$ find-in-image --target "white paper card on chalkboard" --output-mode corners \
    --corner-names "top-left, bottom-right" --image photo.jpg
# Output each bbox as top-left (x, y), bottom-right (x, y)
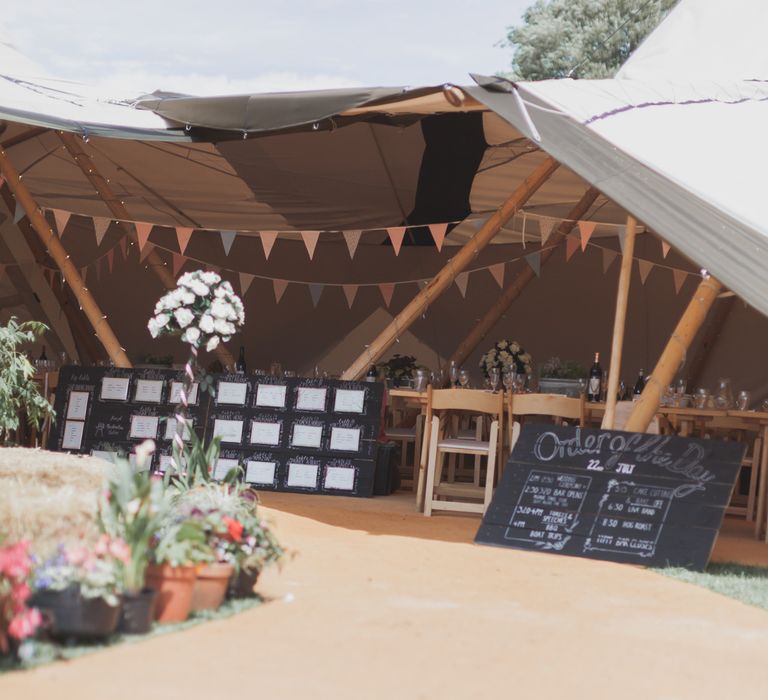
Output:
top-left (100, 377), bottom-right (130, 401)
top-left (291, 424), bottom-right (323, 448)
top-left (91, 450), bottom-right (118, 464)
top-left (296, 387), bottom-right (327, 411)
top-left (128, 453), bottom-right (151, 472)
top-left (287, 463), bottom-right (319, 488)
top-left (66, 391), bottom-right (89, 420)
top-left (213, 458), bottom-right (240, 480)
top-left (135, 379), bottom-right (164, 403)
top-left (246, 461), bottom-right (277, 485)
top-left (217, 382), bottom-right (248, 405)
top-left (250, 421), bottom-right (281, 445)
top-left (213, 419), bottom-right (244, 443)
top-left (330, 427), bottom-right (361, 452)
top-left (130, 415), bottom-right (159, 439)
top-left (334, 389), bottom-right (365, 414)
top-left (169, 381), bottom-right (199, 404)
top-left (157, 455), bottom-right (174, 473)
top-left (324, 466), bottom-right (355, 491)
top-left (61, 421), bottom-right (84, 449)
top-left (255, 384), bottom-right (287, 408)
top-left (164, 418), bottom-right (191, 441)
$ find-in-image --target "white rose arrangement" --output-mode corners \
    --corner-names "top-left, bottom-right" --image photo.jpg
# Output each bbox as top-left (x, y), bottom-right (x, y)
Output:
top-left (479, 339), bottom-right (532, 379)
top-left (148, 270), bottom-right (244, 352)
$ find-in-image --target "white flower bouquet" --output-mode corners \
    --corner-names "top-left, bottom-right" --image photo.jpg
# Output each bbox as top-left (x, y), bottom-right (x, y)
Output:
top-left (148, 270), bottom-right (244, 352)
top-left (479, 339), bottom-right (532, 379)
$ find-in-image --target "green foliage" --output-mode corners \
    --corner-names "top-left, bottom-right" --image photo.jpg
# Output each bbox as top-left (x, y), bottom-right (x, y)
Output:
top-left (0, 317), bottom-right (55, 444)
top-left (151, 518), bottom-right (213, 568)
top-left (503, 0), bottom-right (677, 80)
top-left (540, 357), bottom-right (586, 379)
top-left (166, 431), bottom-right (228, 490)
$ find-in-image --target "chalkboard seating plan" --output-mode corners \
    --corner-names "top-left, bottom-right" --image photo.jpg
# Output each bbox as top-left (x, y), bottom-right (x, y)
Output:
top-left (475, 424), bottom-right (745, 570)
top-left (50, 367), bottom-right (384, 498)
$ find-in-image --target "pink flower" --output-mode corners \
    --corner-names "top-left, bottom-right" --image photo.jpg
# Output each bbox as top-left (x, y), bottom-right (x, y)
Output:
top-left (0, 541), bottom-right (32, 580)
top-left (108, 538), bottom-right (131, 565)
top-left (66, 545), bottom-right (90, 566)
top-left (94, 534), bottom-right (110, 556)
top-left (8, 607), bottom-right (42, 641)
top-left (11, 582), bottom-right (31, 608)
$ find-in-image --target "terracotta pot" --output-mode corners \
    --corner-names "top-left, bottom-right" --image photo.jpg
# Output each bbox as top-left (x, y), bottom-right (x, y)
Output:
top-left (191, 563), bottom-right (234, 611)
top-left (227, 567), bottom-right (260, 599)
top-left (144, 564), bottom-right (197, 623)
top-left (118, 588), bottom-right (157, 634)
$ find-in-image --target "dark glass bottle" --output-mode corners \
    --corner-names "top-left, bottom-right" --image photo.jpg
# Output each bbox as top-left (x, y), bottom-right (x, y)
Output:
top-left (39, 345), bottom-right (48, 361)
top-left (587, 352), bottom-right (602, 403)
top-left (365, 365), bottom-right (377, 383)
top-left (236, 346), bottom-right (247, 375)
top-left (633, 369), bottom-right (646, 400)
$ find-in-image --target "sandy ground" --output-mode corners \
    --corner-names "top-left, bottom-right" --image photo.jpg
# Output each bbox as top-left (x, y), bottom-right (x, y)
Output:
top-left (2, 491), bottom-right (768, 699)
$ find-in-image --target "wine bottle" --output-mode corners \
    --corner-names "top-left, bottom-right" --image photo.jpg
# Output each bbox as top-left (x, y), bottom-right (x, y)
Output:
top-left (236, 346), bottom-right (247, 375)
top-left (39, 345), bottom-right (48, 361)
top-left (587, 352), bottom-right (602, 403)
top-left (365, 365), bottom-right (377, 383)
top-left (633, 369), bottom-right (645, 400)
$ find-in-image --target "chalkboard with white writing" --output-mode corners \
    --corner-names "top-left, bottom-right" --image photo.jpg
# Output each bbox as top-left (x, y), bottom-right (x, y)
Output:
top-left (475, 424), bottom-right (745, 570)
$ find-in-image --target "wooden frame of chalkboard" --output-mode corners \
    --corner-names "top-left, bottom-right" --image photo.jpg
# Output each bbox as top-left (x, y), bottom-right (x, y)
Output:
top-left (475, 424), bottom-right (745, 571)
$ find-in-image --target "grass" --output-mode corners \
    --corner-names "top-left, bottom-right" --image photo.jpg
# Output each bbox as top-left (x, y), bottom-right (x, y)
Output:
top-left (0, 596), bottom-right (262, 674)
top-left (660, 562), bottom-right (768, 611)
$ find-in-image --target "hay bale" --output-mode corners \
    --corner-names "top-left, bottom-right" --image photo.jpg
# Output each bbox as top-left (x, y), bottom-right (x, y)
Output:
top-left (0, 447), bottom-right (113, 555)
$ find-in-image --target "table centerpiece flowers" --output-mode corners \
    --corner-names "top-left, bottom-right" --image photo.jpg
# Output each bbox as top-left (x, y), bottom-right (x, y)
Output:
top-left (479, 340), bottom-right (532, 380)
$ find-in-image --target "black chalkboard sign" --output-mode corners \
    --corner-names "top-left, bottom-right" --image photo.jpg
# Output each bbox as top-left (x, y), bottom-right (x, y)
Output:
top-left (475, 424), bottom-right (745, 570)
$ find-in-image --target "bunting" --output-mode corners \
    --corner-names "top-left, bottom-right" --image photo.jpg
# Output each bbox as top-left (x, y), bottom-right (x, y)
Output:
top-left (93, 217), bottom-right (111, 245)
top-left (455, 272), bottom-right (469, 298)
top-left (638, 259), bottom-right (654, 285)
top-left (308, 283), bottom-right (324, 308)
top-left (565, 235), bottom-right (580, 261)
top-left (301, 231), bottom-right (321, 260)
top-left (343, 230), bottom-right (362, 259)
top-left (273, 279), bottom-right (288, 304)
top-left (379, 283), bottom-right (395, 308)
top-left (525, 251), bottom-right (541, 277)
top-left (175, 227), bottom-right (193, 254)
top-left (538, 217), bottom-right (558, 245)
top-left (489, 263), bottom-right (505, 288)
top-left (259, 231), bottom-right (278, 260)
top-left (673, 269), bottom-right (687, 295)
top-left (220, 230), bottom-right (237, 256)
top-left (342, 284), bottom-right (358, 308)
top-left (136, 222), bottom-right (154, 251)
top-left (578, 220), bottom-right (597, 251)
top-left (602, 248), bottom-right (618, 274)
top-left (661, 240), bottom-right (671, 258)
top-left (239, 272), bottom-right (255, 296)
top-left (53, 209), bottom-right (71, 237)
top-left (139, 243), bottom-right (155, 263)
top-left (429, 223), bottom-right (447, 252)
top-left (387, 227), bottom-right (406, 256)
top-left (172, 253), bottom-right (187, 277)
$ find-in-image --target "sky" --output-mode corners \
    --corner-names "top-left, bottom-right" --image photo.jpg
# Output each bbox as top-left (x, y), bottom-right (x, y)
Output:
top-left (1, 0), bottom-right (531, 98)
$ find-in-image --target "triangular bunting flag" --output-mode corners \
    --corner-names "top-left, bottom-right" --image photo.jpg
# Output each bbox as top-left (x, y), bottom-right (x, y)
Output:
top-left (220, 230), bottom-right (237, 256)
top-left (489, 263), bottom-right (505, 288)
top-left (93, 217), bottom-right (111, 245)
top-left (139, 242), bottom-right (155, 263)
top-left (136, 222), bottom-right (154, 251)
top-left (259, 231), bottom-right (278, 260)
top-left (428, 223), bottom-right (447, 252)
top-left (638, 259), bottom-right (654, 285)
top-left (602, 248), bottom-right (618, 274)
top-left (565, 235), bottom-right (580, 261)
top-left (387, 226), bottom-right (406, 256)
top-left (172, 253), bottom-right (187, 277)
top-left (53, 209), bottom-right (71, 237)
top-left (673, 269), bottom-right (687, 295)
top-left (616, 225), bottom-right (626, 254)
top-left (106, 249), bottom-right (114, 273)
top-left (273, 279), bottom-right (288, 304)
top-left (239, 272), bottom-right (255, 296)
top-left (343, 230), bottom-right (362, 259)
top-left (525, 251), bottom-right (541, 277)
top-left (379, 283), bottom-right (395, 308)
top-left (455, 272), bottom-right (469, 298)
top-left (661, 240), bottom-right (671, 258)
top-left (175, 227), bottom-right (193, 254)
top-left (342, 284), bottom-right (358, 309)
top-left (13, 200), bottom-right (25, 224)
top-left (301, 231), bottom-right (321, 260)
top-left (538, 217), bottom-right (558, 245)
top-left (578, 220), bottom-right (597, 251)
top-left (308, 283), bottom-right (324, 308)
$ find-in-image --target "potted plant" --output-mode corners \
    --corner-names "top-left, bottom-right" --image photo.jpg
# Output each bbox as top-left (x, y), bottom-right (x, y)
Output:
top-left (0, 540), bottom-right (42, 658)
top-left (30, 536), bottom-right (129, 640)
top-left (539, 357), bottom-right (586, 397)
top-left (479, 340), bottom-right (532, 381)
top-left (99, 442), bottom-right (169, 634)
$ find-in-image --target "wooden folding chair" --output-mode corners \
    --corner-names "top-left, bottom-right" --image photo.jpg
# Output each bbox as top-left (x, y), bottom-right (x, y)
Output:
top-left (422, 388), bottom-right (504, 517)
top-left (507, 393), bottom-right (585, 454)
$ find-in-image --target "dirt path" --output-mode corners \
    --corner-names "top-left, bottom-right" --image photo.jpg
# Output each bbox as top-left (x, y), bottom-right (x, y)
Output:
top-left (2, 492), bottom-right (767, 699)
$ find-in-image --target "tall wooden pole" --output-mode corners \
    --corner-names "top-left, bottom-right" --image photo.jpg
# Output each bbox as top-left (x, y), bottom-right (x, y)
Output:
top-left (684, 295), bottom-right (735, 389)
top-left (0, 146), bottom-right (131, 367)
top-left (447, 186), bottom-right (600, 369)
top-left (57, 131), bottom-right (236, 369)
top-left (625, 274), bottom-right (723, 433)
top-left (341, 156), bottom-right (560, 380)
top-left (603, 215), bottom-right (638, 429)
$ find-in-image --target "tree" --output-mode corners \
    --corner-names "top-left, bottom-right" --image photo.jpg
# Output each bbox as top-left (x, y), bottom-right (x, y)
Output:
top-left (503, 0), bottom-right (678, 80)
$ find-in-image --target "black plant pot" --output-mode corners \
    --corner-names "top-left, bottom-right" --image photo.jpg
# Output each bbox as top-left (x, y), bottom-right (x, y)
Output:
top-left (118, 589), bottom-right (157, 635)
top-left (31, 584), bottom-right (120, 640)
top-left (227, 568), bottom-right (260, 599)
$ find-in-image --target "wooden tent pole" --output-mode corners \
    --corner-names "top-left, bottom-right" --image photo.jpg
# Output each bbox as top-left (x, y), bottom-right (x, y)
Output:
top-left (684, 295), bottom-right (735, 389)
top-left (57, 131), bottom-right (236, 369)
top-left (603, 215), bottom-right (638, 429)
top-left (341, 156), bottom-right (561, 381)
top-left (447, 186), bottom-right (600, 369)
top-left (625, 274), bottom-right (723, 433)
top-left (0, 147), bottom-right (131, 367)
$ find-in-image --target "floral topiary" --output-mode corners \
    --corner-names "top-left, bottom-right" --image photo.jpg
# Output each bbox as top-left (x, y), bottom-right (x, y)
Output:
top-left (479, 340), bottom-right (532, 379)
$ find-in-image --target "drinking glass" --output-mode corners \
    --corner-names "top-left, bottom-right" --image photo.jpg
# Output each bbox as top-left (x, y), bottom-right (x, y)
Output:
top-left (737, 390), bottom-right (751, 411)
top-left (513, 374), bottom-right (527, 394)
top-left (694, 388), bottom-right (709, 410)
top-left (458, 369), bottom-right (470, 389)
top-left (503, 371), bottom-right (515, 393)
top-left (715, 378), bottom-right (734, 410)
top-left (489, 367), bottom-right (500, 393)
top-left (449, 360), bottom-right (459, 387)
